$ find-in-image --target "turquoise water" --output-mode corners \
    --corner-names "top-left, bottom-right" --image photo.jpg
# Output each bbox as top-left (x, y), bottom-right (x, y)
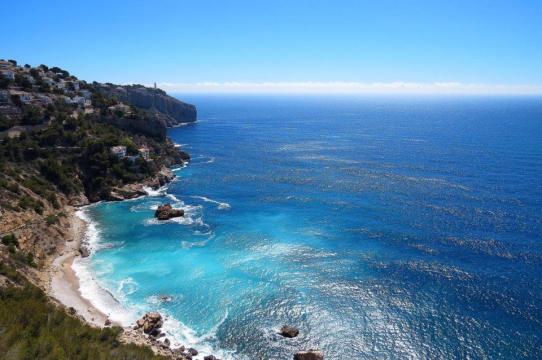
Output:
top-left (76, 96), bottom-right (542, 359)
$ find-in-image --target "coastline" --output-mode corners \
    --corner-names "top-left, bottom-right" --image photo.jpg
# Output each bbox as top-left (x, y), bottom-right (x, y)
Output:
top-left (43, 171), bottom-right (202, 359)
top-left (48, 211), bottom-right (109, 327)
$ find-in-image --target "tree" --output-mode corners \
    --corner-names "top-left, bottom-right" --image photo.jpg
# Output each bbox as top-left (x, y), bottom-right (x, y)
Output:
top-left (0, 74), bottom-right (11, 89)
top-left (0, 114), bottom-right (14, 131)
top-left (14, 74), bottom-right (32, 90)
top-left (21, 106), bottom-right (44, 125)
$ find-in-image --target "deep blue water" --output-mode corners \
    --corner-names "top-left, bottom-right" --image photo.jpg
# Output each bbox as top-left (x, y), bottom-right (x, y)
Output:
top-left (77, 96), bottom-right (542, 359)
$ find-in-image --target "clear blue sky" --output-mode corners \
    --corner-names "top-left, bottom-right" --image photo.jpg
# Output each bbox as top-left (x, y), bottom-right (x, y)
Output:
top-left (1, 0), bottom-right (541, 92)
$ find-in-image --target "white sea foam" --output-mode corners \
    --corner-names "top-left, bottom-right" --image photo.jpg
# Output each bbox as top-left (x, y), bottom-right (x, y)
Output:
top-left (192, 156), bottom-right (215, 165)
top-left (143, 204), bottom-right (204, 227)
top-left (117, 277), bottom-right (139, 297)
top-left (73, 201), bottom-right (231, 359)
top-left (143, 185), bottom-right (168, 197)
top-left (180, 239), bottom-right (211, 248)
top-left (191, 195), bottom-right (231, 210)
top-left (76, 208), bottom-right (102, 252)
top-left (160, 310), bottom-right (234, 359)
top-left (171, 164), bottom-right (187, 172)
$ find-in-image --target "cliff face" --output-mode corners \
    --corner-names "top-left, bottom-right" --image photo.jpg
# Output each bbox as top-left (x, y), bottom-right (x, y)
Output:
top-left (98, 85), bottom-right (197, 126)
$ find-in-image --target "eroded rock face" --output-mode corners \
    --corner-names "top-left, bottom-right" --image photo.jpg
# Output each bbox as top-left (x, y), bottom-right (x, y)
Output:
top-left (293, 350), bottom-right (324, 360)
top-left (279, 325), bottom-right (299, 338)
top-left (155, 204), bottom-right (184, 220)
top-left (134, 312), bottom-right (164, 334)
top-left (97, 85), bottom-right (197, 126)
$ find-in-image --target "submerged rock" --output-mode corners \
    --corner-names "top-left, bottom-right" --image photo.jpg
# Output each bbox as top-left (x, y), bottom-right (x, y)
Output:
top-left (104, 318), bottom-right (111, 326)
top-left (279, 325), bottom-right (299, 338)
top-left (188, 348), bottom-right (198, 356)
top-left (294, 350), bottom-right (323, 360)
top-left (159, 295), bottom-right (173, 302)
top-left (155, 203), bottom-right (184, 220)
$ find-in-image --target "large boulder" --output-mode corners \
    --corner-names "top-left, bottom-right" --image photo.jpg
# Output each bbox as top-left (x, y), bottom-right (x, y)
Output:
top-left (294, 350), bottom-right (324, 360)
top-left (155, 204), bottom-right (184, 220)
top-left (279, 325), bottom-right (299, 338)
top-left (134, 312), bottom-right (164, 334)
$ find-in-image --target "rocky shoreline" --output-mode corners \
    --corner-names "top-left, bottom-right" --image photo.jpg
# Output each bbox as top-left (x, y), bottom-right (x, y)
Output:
top-left (45, 166), bottom-right (323, 360)
top-left (42, 165), bottom-right (219, 360)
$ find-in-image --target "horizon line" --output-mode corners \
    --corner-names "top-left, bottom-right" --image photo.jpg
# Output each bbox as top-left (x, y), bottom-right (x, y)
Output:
top-left (142, 81), bottom-right (542, 95)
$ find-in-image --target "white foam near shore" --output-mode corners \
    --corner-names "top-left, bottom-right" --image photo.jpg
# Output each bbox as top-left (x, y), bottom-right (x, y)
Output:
top-left (142, 185), bottom-right (167, 197)
top-left (71, 182), bottom-right (234, 359)
top-left (73, 209), bottom-right (139, 326)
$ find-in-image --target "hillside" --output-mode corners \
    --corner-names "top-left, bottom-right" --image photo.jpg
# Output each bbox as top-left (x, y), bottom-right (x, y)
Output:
top-left (0, 59), bottom-right (195, 360)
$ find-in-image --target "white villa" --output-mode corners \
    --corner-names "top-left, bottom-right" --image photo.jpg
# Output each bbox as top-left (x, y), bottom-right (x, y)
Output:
top-left (111, 146), bottom-right (127, 158)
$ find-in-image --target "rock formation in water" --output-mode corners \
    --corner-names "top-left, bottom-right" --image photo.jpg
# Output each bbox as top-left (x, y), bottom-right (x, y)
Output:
top-left (155, 204), bottom-right (184, 220)
top-left (279, 325), bottom-right (300, 338)
top-left (134, 312), bottom-right (164, 335)
top-left (294, 350), bottom-right (324, 360)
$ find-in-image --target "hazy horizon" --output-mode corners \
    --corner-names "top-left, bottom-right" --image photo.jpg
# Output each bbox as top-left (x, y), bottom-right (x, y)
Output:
top-left (2, 0), bottom-right (542, 95)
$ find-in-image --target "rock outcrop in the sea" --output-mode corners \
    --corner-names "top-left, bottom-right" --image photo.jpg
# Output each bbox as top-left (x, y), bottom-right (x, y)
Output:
top-left (279, 325), bottom-right (299, 338)
top-left (108, 167), bottom-right (176, 201)
top-left (204, 356), bottom-right (221, 360)
top-left (97, 84), bottom-right (197, 126)
top-left (134, 312), bottom-right (164, 335)
top-left (294, 350), bottom-right (324, 360)
top-left (155, 204), bottom-right (184, 220)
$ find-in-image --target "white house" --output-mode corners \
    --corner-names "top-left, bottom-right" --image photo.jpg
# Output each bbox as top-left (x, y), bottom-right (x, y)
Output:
top-left (79, 89), bottom-right (92, 99)
top-left (10, 90), bottom-right (33, 104)
top-left (138, 147), bottom-right (150, 160)
top-left (72, 96), bottom-right (86, 106)
top-left (111, 146), bottom-right (127, 158)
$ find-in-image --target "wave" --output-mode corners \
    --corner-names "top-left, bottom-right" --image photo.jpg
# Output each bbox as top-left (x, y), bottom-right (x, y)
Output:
top-left (76, 208), bottom-right (104, 253)
top-left (180, 239), bottom-right (211, 248)
top-left (191, 195), bottom-right (231, 210)
top-left (191, 155), bottom-right (215, 165)
top-left (142, 185), bottom-right (168, 197)
top-left (117, 277), bottom-right (139, 297)
top-left (171, 164), bottom-right (187, 172)
top-left (160, 310), bottom-right (233, 359)
top-left (74, 206), bottom-right (231, 359)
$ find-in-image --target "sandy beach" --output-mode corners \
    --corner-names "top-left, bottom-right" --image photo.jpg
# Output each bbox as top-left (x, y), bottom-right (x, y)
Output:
top-left (44, 210), bottom-right (181, 358)
top-left (47, 211), bottom-right (108, 327)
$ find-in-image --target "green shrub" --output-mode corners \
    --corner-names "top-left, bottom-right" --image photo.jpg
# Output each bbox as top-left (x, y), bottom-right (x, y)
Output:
top-left (0, 281), bottom-right (165, 359)
top-left (46, 214), bottom-right (59, 225)
top-left (2, 233), bottom-right (18, 247)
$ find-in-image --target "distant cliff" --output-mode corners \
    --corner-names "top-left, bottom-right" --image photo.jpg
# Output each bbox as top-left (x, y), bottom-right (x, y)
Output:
top-left (96, 84), bottom-right (197, 126)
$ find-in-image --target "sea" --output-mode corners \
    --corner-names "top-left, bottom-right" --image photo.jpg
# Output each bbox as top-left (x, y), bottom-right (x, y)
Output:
top-left (73, 95), bottom-right (542, 359)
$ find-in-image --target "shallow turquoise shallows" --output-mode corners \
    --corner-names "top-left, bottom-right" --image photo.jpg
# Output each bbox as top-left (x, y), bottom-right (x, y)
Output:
top-left (75, 96), bottom-right (542, 359)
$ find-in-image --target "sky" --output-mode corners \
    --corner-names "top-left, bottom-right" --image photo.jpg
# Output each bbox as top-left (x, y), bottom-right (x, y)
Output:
top-left (1, 0), bottom-right (542, 94)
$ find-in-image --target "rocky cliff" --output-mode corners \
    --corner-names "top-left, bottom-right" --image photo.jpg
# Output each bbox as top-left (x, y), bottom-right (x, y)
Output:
top-left (97, 84), bottom-right (197, 126)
